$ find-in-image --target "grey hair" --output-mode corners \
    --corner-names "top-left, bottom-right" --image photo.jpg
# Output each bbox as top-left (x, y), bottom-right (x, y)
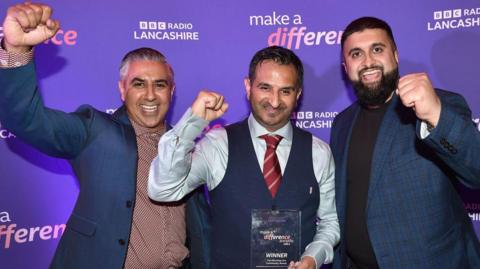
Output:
top-left (119, 47), bottom-right (174, 81)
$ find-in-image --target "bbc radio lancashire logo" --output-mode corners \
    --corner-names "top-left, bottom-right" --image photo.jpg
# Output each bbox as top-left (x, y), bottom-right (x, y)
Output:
top-left (0, 122), bottom-right (16, 139)
top-left (0, 26), bottom-right (77, 45)
top-left (465, 203), bottom-right (480, 223)
top-left (0, 211), bottom-right (65, 249)
top-left (427, 7), bottom-right (480, 31)
top-left (249, 11), bottom-right (343, 50)
top-left (133, 21), bottom-right (199, 41)
top-left (292, 111), bottom-right (338, 129)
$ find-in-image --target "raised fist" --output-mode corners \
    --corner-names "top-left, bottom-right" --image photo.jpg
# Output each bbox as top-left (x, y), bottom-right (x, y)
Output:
top-left (2, 3), bottom-right (60, 52)
top-left (396, 72), bottom-right (441, 127)
top-left (191, 90), bottom-right (229, 122)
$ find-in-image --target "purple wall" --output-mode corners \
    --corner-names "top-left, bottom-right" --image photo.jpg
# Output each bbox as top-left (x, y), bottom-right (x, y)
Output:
top-left (1, 0), bottom-right (479, 268)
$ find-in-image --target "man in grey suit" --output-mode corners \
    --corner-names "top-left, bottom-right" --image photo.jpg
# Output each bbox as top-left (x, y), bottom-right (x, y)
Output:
top-left (330, 16), bottom-right (480, 269)
top-left (0, 2), bottom-right (209, 268)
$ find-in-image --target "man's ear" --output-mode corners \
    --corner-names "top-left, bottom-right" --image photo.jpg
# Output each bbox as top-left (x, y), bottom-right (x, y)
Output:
top-left (170, 85), bottom-right (176, 101)
top-left (296, 88), bottom-right (302, 101)
top-left (118, 80), bottom-right (126, 102)
top-left (244, 78), bottom-right (252, 100)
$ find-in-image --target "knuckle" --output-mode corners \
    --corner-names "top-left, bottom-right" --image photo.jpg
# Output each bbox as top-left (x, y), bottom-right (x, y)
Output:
top-left (30, 5), bottom-right (41, 13)
top-left (15, 9), bottom-right (27, 18)
top-left (25, 9), bottom-right (34, 16)
top-left (42, 5), bottom-right (52, 13)
top-left (7, 6), bottom-right (17, 13)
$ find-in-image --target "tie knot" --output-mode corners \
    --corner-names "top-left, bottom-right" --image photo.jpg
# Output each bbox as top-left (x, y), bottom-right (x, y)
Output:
top-left (260, 134), bottom-right (283, 149)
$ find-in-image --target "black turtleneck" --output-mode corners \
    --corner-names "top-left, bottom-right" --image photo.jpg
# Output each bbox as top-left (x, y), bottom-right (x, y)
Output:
top-left (345, 102), bottom-right (389, 269)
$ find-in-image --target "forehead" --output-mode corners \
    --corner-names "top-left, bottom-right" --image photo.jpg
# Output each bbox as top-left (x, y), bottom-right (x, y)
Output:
top-left (124, 60), bottom-right (171, 80)
top-left (253, 60), bottom-right (297, 84)
top-left (342, 28), bottom-right (393, 54)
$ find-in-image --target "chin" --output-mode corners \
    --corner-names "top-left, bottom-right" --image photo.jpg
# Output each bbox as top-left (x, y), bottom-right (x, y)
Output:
top-left (139, 119), bottom-right (160, 128)
top-left (265, 120), bottom-right (287, 129)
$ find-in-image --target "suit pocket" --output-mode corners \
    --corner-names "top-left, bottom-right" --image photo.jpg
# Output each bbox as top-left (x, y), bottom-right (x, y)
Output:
top-left (67, 213), bottom-right (97, 237)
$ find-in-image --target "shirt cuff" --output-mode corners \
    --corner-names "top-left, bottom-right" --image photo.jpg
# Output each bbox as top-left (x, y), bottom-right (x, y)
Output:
top-left (419, 121), bottom-right (433, 139)
top-left (0, 39), bottom-right (33, 68)
top-left (173, 107), bottom-right (210, 141)
top-left (301, 242), bottom-right (329, 268)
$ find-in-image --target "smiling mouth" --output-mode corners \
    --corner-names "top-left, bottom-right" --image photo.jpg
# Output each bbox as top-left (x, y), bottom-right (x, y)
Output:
top-left (360, 68), bottom-right (382, 83)
top-left (140, 105), bottom-right (158, 112)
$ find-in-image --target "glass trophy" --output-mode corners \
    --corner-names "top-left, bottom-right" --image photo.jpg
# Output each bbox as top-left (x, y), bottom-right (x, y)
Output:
top-left (250, 209), bottom-right (301, 268)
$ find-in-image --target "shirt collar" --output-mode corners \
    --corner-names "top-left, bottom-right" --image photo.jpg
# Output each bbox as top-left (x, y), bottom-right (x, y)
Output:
top-left (247, 113), bottom-right (293, 142)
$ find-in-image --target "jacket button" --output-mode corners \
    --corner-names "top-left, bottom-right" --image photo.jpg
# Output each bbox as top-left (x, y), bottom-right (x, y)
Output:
top-left (118, 239), bottom-right (126, 246)
top-left (126, 200), bottom-right (132, 208)
top-left (440, 138), bottom-right (447, 144)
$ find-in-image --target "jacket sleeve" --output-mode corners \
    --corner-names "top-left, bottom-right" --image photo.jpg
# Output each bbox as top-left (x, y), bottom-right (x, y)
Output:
top-left (418, 90), bottom-right (480, 189)
top-left (0, 62), bottom-right (90, 159)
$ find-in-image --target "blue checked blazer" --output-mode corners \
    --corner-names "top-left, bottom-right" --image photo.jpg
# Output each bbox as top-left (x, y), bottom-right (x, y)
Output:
top-left (0, 62), bottom-right (211, 269)
top-left (330, 90), bottom-right (480, 269)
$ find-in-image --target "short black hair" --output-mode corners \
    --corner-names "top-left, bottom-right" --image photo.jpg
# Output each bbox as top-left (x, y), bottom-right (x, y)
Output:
top-left (341, 17), bottom-right (397, 51)
top-left (248, 46), bottom-right (303, 89)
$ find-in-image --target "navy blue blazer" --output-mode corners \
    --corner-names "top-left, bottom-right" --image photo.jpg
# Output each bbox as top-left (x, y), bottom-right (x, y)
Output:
top-left (330, 90), bottom-right (480, 269)
top-left (0, 62), bottom-right (210, 269)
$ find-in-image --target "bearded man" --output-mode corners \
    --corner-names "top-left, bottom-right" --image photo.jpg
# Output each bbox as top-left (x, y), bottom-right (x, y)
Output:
top-left (330, 16), bottom-right (480, 269)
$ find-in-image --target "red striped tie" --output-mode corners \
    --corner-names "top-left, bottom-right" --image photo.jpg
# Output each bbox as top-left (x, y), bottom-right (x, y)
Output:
top-left (260, 134), bottom-right (283, 198)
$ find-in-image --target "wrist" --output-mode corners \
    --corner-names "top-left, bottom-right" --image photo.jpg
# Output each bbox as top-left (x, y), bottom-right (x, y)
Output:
top-left (425, 111), bottom-right (440, 129)
top-left (0, 38), bottom-right (34, 68)
top-left (300, 256), bottom-right (317, 269)
top-left (2, 38), bottom-right (32, 53)
top-left (425, 121), bottom-right (435, 132)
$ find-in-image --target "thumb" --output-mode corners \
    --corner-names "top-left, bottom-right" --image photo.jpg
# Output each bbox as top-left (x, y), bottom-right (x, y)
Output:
top-left (204, 94), bottom-right (220, 109)
top-left (220, 101), bottom-right (229, 113)
top-left (45, 19), bottom-right (61, 37)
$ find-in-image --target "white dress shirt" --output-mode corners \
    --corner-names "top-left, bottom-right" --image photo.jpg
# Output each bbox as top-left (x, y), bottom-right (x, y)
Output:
top-left (148, 108), bottom-right (340, 267)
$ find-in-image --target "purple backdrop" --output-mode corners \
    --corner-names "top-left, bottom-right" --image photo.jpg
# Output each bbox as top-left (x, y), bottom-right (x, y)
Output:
top-left (1, 0), bottom-right (479, 268)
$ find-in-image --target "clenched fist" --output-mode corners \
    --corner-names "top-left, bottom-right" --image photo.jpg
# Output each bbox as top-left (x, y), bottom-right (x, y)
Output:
top-left (2, 2), bottom-right (60, 52)
top-left (191, 90), bottom-right (228, 122)
top-left (396, 72), bottom-right (441, 127)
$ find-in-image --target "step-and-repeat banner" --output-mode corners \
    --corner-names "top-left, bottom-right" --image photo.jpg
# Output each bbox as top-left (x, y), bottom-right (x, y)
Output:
top-left (1, 0), bottom-right (479, 268)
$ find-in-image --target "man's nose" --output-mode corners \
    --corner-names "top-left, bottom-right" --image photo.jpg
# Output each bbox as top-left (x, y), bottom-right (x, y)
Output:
top-left (269, 90), bottom-right (280, 108)
top-left (145, 84), bottom-right (156, 101)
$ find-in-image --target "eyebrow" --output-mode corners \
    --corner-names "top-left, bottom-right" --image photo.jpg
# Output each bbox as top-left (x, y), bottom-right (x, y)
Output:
top-left (130, 77), bottom-right (170, 85)
top-left (371, 42), bottom-right (387, 49)
top-left (347, 42), bottom-right (387, 56)
top-left (256, 82), bottom-right (297, 91)
top-left (280, 86), bottom-right (296, 91)
top-left (347, 47), bottom-right (361, 57)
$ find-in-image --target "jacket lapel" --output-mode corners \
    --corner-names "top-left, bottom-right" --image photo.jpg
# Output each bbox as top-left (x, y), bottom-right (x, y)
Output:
top-left (112, 106), bottom-right (138, 197)
top-left (335, 104), bottom-right (360, 222)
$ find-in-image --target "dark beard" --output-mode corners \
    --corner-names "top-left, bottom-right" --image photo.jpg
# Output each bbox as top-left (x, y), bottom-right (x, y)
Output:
top-left (351, 67), bottom-right (399, 107)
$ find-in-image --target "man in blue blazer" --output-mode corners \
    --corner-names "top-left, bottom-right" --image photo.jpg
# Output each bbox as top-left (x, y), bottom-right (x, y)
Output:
top-left (0, 3), bottom-right (209, 269)
top-left (330, 17), bottom-right (480, 269)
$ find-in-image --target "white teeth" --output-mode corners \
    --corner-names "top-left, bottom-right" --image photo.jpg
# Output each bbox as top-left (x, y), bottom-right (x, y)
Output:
top-left (362, 69), bottom-right (380, 76)
top-left (141, 105), bottom-right (158, 111)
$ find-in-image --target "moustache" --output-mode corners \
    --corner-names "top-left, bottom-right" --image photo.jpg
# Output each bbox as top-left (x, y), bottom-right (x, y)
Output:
top-left (261, 101), bottom-right (286, 111)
